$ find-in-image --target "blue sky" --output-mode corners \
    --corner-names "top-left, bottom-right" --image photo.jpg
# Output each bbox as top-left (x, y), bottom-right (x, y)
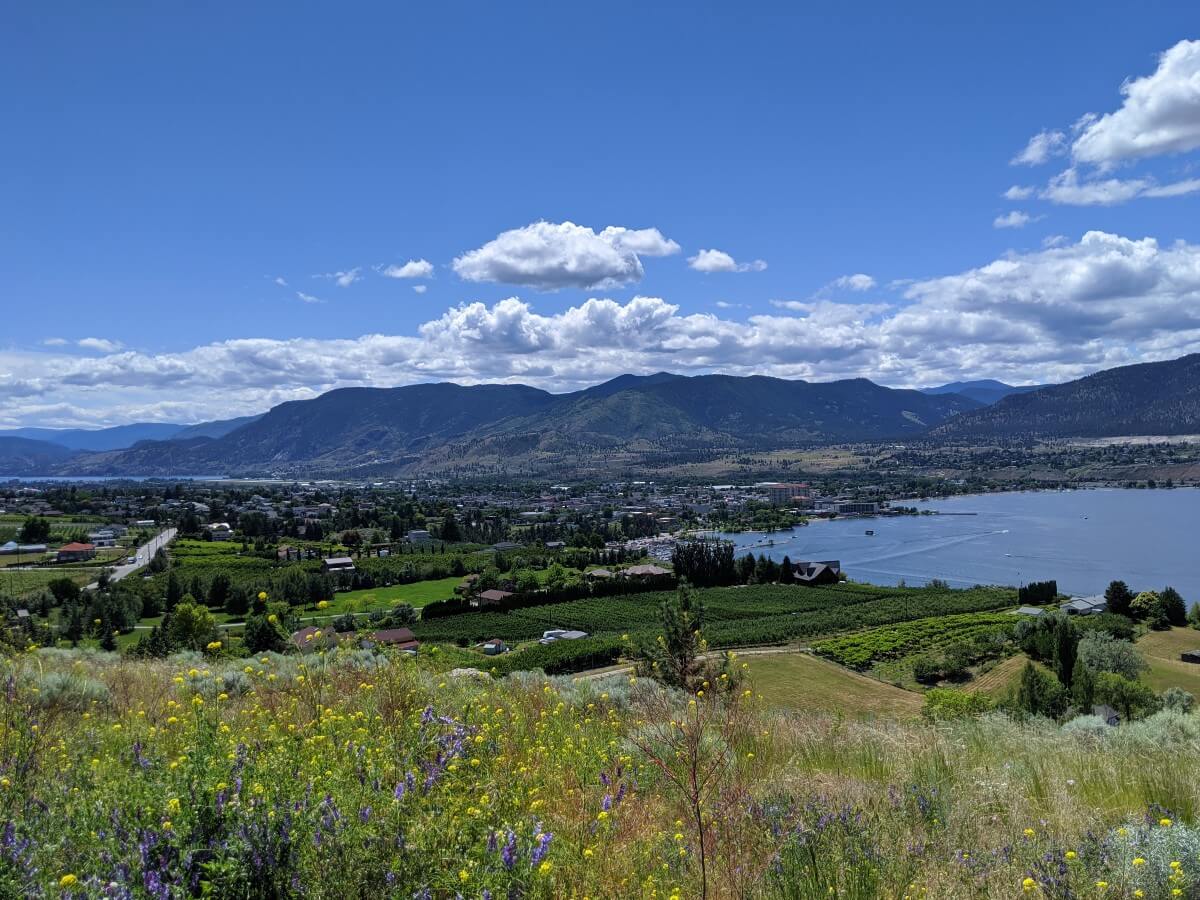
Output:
top-left (3, 3), bottom-right (1200, 426)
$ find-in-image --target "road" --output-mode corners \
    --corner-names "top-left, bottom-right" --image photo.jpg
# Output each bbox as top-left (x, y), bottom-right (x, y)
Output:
top-left (574, 645), bottom-right (809, 680)
top-left (86, 527), bottom-right (177, 589)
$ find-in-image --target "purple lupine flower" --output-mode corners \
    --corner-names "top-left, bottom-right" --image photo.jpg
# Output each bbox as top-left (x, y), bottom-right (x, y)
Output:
top-left (500, 830), bottom-right (518, 869)
top-left (531, 830), bottom-right (553, 866)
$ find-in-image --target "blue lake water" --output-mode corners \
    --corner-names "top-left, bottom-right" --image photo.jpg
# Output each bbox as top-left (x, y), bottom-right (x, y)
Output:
top-left (722, 489), bottom-right (1200, 599)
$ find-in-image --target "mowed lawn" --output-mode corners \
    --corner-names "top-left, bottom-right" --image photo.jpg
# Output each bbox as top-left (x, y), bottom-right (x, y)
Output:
top-left (1137, 627), bottom-right (1200, 695)
top-left (330, 576), bottom-right (462, 611)
top-left (746, 652), bottom-right (923, 718)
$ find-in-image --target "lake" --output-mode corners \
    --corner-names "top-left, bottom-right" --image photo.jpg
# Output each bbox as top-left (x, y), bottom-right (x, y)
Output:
top-left (721, 488), bottom-right (1200, 599)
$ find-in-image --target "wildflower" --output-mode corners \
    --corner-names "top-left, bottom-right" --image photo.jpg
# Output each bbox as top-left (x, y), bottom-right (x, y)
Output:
top-left (1170, 861), bottom-right (1182, 870)
top-left (1065, 850), bottom-right (1077, 860)
top-left (1095, 882), bottom-right (1107, 891)
top-left (1022, 877), bottom-right (1036, 893)
top-left (267, 614), bottom-right (278, 624)
top-left (1023, 828), bottom-right (1035, 838)
top-left (538, 861), bottom-right (552, 875)
top-left (1161, 818), bottom-right (1174, 827)
top-left (1133, 857), bottom-right (1146, 866)
top-left (60, 875), bottom-right (78, 887)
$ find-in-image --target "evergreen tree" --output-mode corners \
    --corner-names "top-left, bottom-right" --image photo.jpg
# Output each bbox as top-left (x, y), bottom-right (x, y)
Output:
top-left (1104, 580), bottom-right (1134, 617)
top-left (1159, 586), bottom-right (1187, 627)
top-left (779, 556), bottom-right (794, 584)
top-left (1014, 662), bottom-right (1067, 720)
top-left (165, 572), bottom-right (183, 610)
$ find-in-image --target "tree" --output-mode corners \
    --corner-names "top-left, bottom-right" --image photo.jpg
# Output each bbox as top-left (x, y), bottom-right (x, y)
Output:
top-left (165, 571), bottom-right (183, 611)
top-left (1093, 672), bottom-right (1159, 721)
top-left (1159, 587), bottom-right (1187, 627)
top-left (1013, 662), bottom-right (1067, 720)
top-left (242, 613), bottom-right (287, 654)
top-left (1076, 632), bottom-right (1147, 681)
top-left (440, 512), bottom-right (461, 543)
top-left (635, 583), bottom-right (738, 695)
top-left (1188, 602), bottom-right (1200, 631)
top-left (167, 599), bottom-right (217, 651)
top-left (207, 572), bottom-right (232, 611)
top-left (1105, 580), bottom-right (1134, 617)
top-left (19, 517), bottom-right (51, 544)
top-left (1071, 657), bottom-right (1095, 710)
top-left (922, 688), bottom-right (992, 721)
top-left (1130, 590), bottom-right (1160, 621)
top-left (46, 577), bottom-right (81, 606)
top-left (224, 585), bottom-right (252, 617)
top-left (779, 556), bottom-right (794, 584)
top-left (148, 547), bottom-right (169, 574)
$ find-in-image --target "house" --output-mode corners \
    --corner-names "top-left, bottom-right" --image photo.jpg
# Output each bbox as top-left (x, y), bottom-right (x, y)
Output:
top-left (368, 627), bottom-right (420, 652)
top-left (406, 530), bottom-right (433, 543)
top-left (291, 626), bottom-right (341, 652)
top-left (473, 588), bottom-right (513, 608)
top-left (793, 560), bottom-right (841, 585)
top-left (544, 540), bottom-right (566, 550)
top-left (88, 531), bottom-right (117, 548)
top-left (0, 541), bottom-right (17, 555)
top-left (322, 557), bottom-right (356, 574)
top-left (539, 629), bottom-right (588, 645)
top-left (56, 542), bottom-right (96, 562)
top-left (1015, 606), bottom-right (1045, 617)
top-left (586, 568), bottom-right (614, 580)
top-left (1180, 650), bottom-right (1200, 665)
top-left (1061, 595), bottom-right (1107, 616)
top-left (622, 564), bottom-right (671, 578)
top-left (134, 519), bottom-right (156, 527)
top-left (206, 522), bottom-right (233, 541)
top-left (479, 638), bottom-right (509, 656)
top-left (491, 541), bottom-right (522, 552)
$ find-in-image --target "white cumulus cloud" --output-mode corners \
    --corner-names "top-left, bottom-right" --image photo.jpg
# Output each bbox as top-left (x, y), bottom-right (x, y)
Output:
top-left (10, 233), bottom-right (1200, 426)
top-left (1012, 129), bottom-right (1067, 166)
top-left (381, 259), bottom-right (434, 279)
top-left (452, 221), bottom-right (680, 290)
top-left (1072, 39), bottom-right (1200, 167)
top-left (993, 211), bottom-right (1033, 229)
top-left (77, 337), bottom-right (122, 353)
top-left (687, 249), bottom-right (768, 273)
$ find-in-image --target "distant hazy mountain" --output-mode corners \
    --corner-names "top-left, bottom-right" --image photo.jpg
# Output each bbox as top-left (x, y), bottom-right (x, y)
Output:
top-left (929, 354), bottom-right (1200, 440)
top-left (52, 374), bottom-right (980, 477)
top-left (921, 379), bottom-right (1049, 406)
top-left (170, 414), bottom-right (263, 441)
top-left (0, 422), bottom-right (186, 451)
top-left (0, 414), bottom-right (264, 454)
top-left (0, 436), bottom-right (80, 475)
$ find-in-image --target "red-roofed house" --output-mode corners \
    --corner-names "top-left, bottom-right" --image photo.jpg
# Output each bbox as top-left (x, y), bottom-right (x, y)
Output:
top-left (56, 542), bottom-right (96, 562)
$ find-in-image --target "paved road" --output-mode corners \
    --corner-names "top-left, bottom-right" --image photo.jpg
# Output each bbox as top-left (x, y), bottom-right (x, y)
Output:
top-left (85, 527), bottom-right (177, 589)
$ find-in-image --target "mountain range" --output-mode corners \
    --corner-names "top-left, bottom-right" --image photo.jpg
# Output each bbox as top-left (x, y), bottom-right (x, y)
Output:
top-left (929, 353), bottom-right (1200, 440)
top-left (13, 374), bottom-right (980, 478)
top-left (921, 379), bottom-right (1049, 406)
top-left (3, 355), bottom-right (1198, 478)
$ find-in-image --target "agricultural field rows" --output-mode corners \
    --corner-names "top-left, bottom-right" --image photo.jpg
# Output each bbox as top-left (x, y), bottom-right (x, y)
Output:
top-left (812, 612), bottom-right (1018, 670)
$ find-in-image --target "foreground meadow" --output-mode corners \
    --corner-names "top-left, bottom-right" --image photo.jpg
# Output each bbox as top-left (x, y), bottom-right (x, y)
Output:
top-left (3, 646), bottom-right (1200, 898)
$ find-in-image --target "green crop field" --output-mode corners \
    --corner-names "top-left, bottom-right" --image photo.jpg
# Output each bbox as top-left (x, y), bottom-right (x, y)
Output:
top-left (745, 652), bottom-right (923, 717)
top-left (811, 612), bottom-right (1018, 670)
top-left (412, 583), bottom-right (1018, 648)
top-left (328, 576), bottom-right (463, 611)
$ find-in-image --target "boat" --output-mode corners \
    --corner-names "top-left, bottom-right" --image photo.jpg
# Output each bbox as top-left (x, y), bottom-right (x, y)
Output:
top-left (865, 529), bottom-right (875, 536)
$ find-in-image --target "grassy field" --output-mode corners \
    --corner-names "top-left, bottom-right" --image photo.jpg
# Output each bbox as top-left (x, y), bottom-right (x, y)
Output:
top-left (330, 575), bottom-right (462, 611)
top-left (964, 653), bottom-right (1030, 698)
top-left (0, 567), bottom-right (95, 597)
top-left (745, 651), bottom-right (923, 717)
top-left (11, 648), bottom-right (1200, 897)
top-left (1137, 627), bottom-right (1200, 695)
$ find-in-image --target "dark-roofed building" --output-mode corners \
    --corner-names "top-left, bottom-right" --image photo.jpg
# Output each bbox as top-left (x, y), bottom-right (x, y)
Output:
top-left (794, 560), bottom-right (841, 585)
top-left (473, 588), bottom-right (513, 608)
top-left (291, 626), bottom-right (341, 652)
top-left (322, 556), bottom-right (356, 574)
top-left (1181, 650), bottom-right (1200, 665)
top-left (368, 627), bottom-right (420, 652)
